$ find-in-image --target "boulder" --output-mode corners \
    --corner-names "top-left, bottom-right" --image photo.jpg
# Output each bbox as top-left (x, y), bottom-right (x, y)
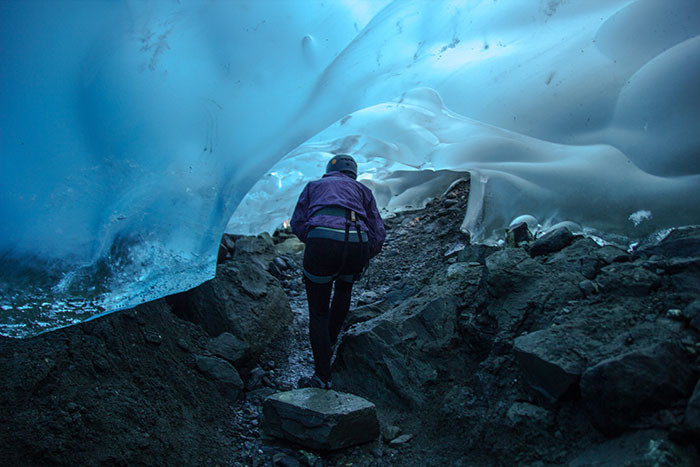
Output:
top-left (234, 234), bottom-right (276, 261)
top-left (194, 355), bottom-right (244, 400)
top-left (513, 327), bottom-right (587, 401)
top-left (335, 297), bottom-right (462, 406)
top-left (580, 341), bottom-right (699, 436)
top-left (262, 389), bottom-right (380, 450)
top-left (685, 379), bottom-right (700, 433)
top-left (529, 227), bottom-right (574, 257)
top-left (569, 430), bottom-right (699, 467)
top-left (170, 259), bottom-right (292, 367)
top-left (640, 226), bottom-right (700, 258)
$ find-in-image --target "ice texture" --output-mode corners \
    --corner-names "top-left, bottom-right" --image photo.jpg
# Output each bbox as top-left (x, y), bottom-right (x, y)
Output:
top-left (2, 0), bottom-right (699, 337)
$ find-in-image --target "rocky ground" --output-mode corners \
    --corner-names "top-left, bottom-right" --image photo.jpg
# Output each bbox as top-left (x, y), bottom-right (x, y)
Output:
top-left (1, 176), bottom-right (700, 466)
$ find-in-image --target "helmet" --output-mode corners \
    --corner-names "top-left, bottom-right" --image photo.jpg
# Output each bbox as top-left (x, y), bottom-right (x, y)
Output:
top-left (326, 154), bottom-right (357, 179)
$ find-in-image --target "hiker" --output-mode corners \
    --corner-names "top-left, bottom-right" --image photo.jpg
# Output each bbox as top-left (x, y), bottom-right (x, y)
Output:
top-left (290, 154), bottom-right (386, 389)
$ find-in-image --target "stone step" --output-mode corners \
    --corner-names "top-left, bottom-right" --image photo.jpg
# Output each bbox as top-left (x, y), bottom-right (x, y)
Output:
top-left (262, 388), bottom-right (380, 450)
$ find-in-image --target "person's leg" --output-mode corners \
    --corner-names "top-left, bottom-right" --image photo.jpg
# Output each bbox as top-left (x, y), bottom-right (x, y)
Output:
top-left (328, 279), bottom-right (353, 347)
top-left (305, 277), bottom-right (334, 383)
top-left (327, 241), bottom-right (367, 346)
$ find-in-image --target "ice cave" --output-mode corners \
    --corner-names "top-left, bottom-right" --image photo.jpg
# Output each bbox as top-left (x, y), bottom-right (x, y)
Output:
top-left (1, 0), bottom-right (699, 337)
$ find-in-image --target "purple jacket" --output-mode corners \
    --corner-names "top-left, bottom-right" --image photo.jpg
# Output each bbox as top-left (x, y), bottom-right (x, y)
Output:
top-left (291, 172), bottom-right (386, 258)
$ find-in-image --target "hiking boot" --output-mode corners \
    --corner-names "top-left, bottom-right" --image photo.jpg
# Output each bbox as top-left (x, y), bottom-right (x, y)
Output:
top-left (297, 374), bottom-right (332, 390)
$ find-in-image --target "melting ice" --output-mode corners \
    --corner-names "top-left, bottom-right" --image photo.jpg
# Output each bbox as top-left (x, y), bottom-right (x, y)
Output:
top-left (1, 0), bottom-right (699, 337)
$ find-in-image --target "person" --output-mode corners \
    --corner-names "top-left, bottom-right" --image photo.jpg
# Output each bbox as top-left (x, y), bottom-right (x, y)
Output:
top-left (290, 154), bottom-right (386, 389)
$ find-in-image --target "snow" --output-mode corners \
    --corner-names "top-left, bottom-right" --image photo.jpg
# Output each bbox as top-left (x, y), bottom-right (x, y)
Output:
top-left (1, 0), bottom-right (699, 337)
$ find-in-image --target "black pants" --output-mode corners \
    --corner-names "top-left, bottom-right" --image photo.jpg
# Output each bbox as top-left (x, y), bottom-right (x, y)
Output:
top-left (303, 237), bottom-right (369, 382)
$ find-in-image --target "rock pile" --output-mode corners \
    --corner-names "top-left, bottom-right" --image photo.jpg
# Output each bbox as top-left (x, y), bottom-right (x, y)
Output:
top-left (333, 220), bottom-right (700, 464)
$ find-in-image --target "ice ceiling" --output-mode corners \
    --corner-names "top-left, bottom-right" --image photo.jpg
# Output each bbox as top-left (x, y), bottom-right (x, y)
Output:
top-left (1, 0), bottom-right (699, 337)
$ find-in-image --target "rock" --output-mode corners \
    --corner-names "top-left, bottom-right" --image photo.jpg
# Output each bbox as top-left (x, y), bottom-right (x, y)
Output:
top-left (682, 300), bottom-right (700, 331)
top-left (595, 245), bottom-right (630, 264)
top-left (505, 402), bottom-right (554, 429)
top-left (335, 297), bottom-right (461, 406)
top-left (580, 257), bottom-right (602, 279)
top-left (217, 243), bottom-right (230, 264)
top-left (665, 258), bottom-right (700, 294)
top-left (221, 234), bottom-right (237, 255)
top-left (234, 234), bottom-right (275, 259)
top-left (529, 227), bottom-right (574, 257)
top-left (667, 308), bottom-right (683, 319)
top-left (276, 237), bottom-right (305, 255)
top-left (345, 301), bottom-right (387, 327)
top-left (207, 332), bottom-right (250, 367)
top-left (247, 387), bottom-right (277, 405)
top-left (580, 341), bottom-right (699, 436)
top-left (446, 262), bottom-right (483, 282)
top-left (578, 280), bottom-right (599, 296)
top-left (261, 389), bottom-right (380, 450)
top-left (389, 433), bottom-right (413, 445)
top-left (640, 226), bottom-right (700, 258)
top-left (513, 328), bottom-right (587, 401)
top-left (485, 249), bottom-right (546, 298)
top-left (457, 244), bottom-right (499, 264)
top-left (382, 425), bottom-right (401, 442)
top-left (274, 256), bottom-right (288, 271)
top-left (170, 258), bottom-right (292, 367)
top-left (685, 379), bottom-right (700, 433)
top-left (194, 356), bottom-right (244, 400)
top-left (247, 366), bottom-right (267, 391)
top-left (218, 234), bottom-right (237, 263)
top-left (569, 430), bottom-right (700, 467)
top-left (143, 329), bottom-right (162, 345)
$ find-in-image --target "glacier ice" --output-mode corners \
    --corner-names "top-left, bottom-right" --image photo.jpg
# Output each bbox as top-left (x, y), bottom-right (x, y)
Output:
top-left (1, 0), bottom-right (699, 337)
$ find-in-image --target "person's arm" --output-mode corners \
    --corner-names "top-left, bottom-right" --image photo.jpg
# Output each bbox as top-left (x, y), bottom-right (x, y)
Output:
top-left (290, 185), bottom-right (311, 242)
top-left (364, 192), bottom-right (386, 258)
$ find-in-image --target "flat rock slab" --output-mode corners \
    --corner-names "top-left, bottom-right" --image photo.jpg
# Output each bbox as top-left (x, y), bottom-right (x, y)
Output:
top-left (262, 389), bottom-right (379, 450)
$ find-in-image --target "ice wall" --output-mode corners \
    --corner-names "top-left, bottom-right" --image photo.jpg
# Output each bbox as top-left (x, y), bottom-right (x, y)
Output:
top-left (2, 0), bottom-right (699, 337)
top-left (230, 0), bottom-right (700, 238)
